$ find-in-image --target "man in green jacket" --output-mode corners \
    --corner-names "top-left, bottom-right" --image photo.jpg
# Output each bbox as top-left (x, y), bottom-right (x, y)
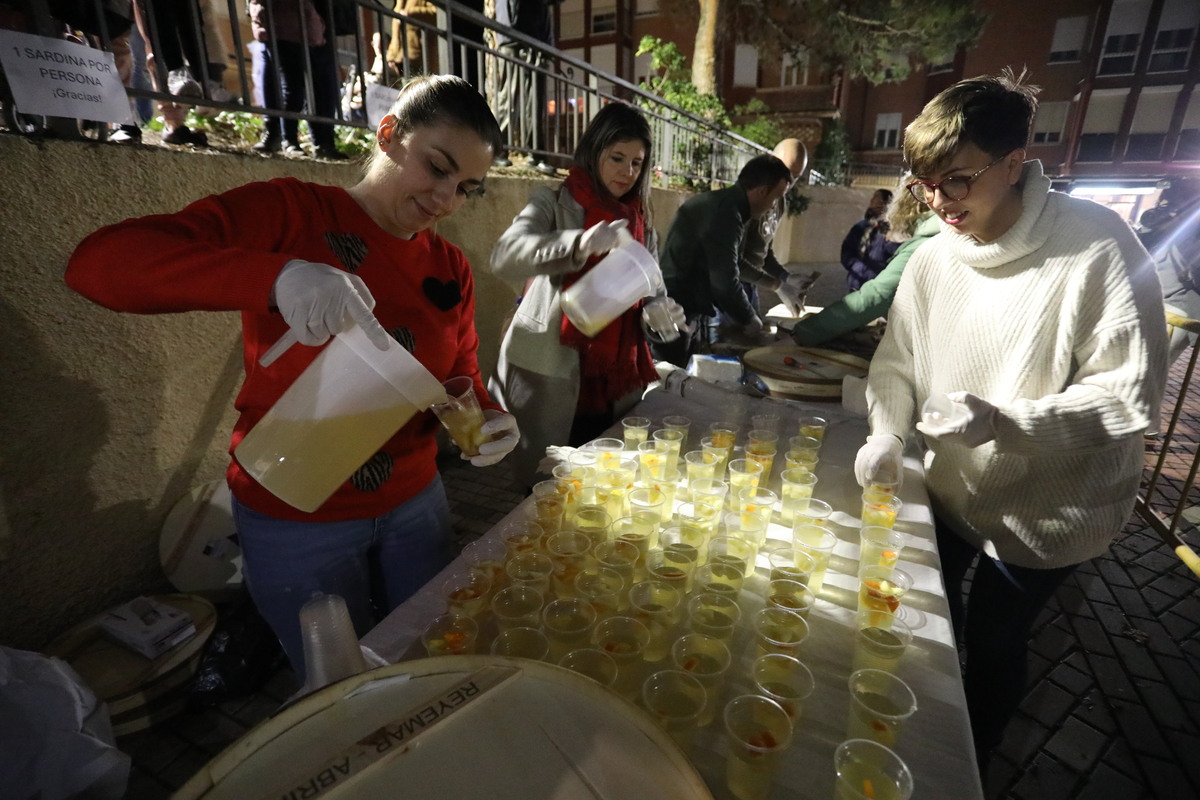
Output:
top-left (791, 211), bottom-right (941, 346)
top-left (655, 154), bottom-right (792, 367)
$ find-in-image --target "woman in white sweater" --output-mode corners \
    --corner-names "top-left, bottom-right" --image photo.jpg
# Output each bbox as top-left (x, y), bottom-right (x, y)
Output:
top-left (855, 70), bottom-right (1168, 772)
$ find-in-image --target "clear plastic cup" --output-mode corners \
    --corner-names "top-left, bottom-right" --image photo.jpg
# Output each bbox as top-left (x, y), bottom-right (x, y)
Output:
top-left (846, 669), bottom-right (918, 748)
top-left (752, 653), bottom-right (815, 721)
top-left (628, 579), bottom-right (683, 662)
top-left (558, 647), bottom-right (618, 688)
top-left (779, 469), bottom-right (819, 524)
top-left (542, 597), bottom-right (598, 663)
top-left (921, 392), bottom-right (968, 429)
top-left (573, 566), bottom-right (625, 619)
top-left (693, 561), bottom-right (745, 599)
top-left (421, 612), bottom-right (478, 657)
top-left (662, 415), bottom-right (692, 445)
top-left (709, 535), bottom-right (758, 579)
top-left (504, 551), bottom-right (553, 596)
top-left (752, 606), bottom-right (809, 658)
top-left (859, 526), bottom-right (907, 577)
top-left (441, 570), bottom-right (492, 620)
top-left (628, 486), bottom-right (668, 530)
top-left (429, 376), bottom-right (489, 457)
top-left (794, 498), bottom-right (833, 527)
top-left (490, 626), bottom-right (550, 661)
top-left (751, 413), bottom-right (780, 434)
top-left (853, 614), bottom-right (914, 673)
top-left (861, 493), bottom-right (902, 529)
top-left (686, 591), bottom-right (742, 641)
top-left (545, 530), bottom-right (595, 597)
top-left (857, 566), bottom-right (914, 629)
top-left (765, 578), bottom-right (816, 618)
top-left (641, 669), bottom-right (707, 751)
top-left (652, 427), bottom-right (685, 465)
top-left (767, 546), bottom-right (816, 587)
top-left (500, 519), bottom-right (545, 560)
top-left (670, 632), bottom-right (732, 727)
top-left (834, 739), bottom-right (914, 800)
top-left (298, 592), bottom-right (366, 691)
top-left (591, 615), bottom-right (651, 700)
top-left (793, 525), bottom-right (838, 594)
top-left (724, 694), bottom-right (793, 800)
top-left (491, 584), bottom-right (545, 631)
top-left (591, 539), bottom-right (639, 600)
top-left (621, 415), bottom-right (651, 451)
top-left (797, 415), bottom-right (828, 442)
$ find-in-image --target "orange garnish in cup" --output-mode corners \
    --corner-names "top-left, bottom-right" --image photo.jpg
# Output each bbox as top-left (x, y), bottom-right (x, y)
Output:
top-left (863, 778), bottom-right (876, 798)
top-left (882, 550), bottom-right (897, 561)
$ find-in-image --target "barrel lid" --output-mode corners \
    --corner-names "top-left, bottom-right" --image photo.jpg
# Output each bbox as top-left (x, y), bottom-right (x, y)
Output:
top-left (743, 345), bottom-right (869, 401)
top-left (159, 481), bottom-right (242, 600)
top-left (174, 656), bottom-right (714, 800)
top-left (45, 594), bottom-right (216, 703)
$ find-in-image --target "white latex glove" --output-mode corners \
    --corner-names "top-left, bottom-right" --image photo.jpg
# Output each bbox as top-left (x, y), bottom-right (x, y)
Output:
top-left (536, 445), bottom-right (577, 475)
top-left (776, 280), bottom-right (805, 317)
top-left (916, 391), bottom-right (998, 448)
top-left (743, 315), bottom-right (765, 336)
top-left (854, 434), bottom-right (904, 488)
top-left (272, 259), bottom-right (391, 349)
top-left (469, 409), bottom-right (521, 467)
top-left (642, 295), bottom-right (687, 341)
top-left (786, 272), bottom-right (818, 293)
top-left (576, 219), bottom-right (629, 258)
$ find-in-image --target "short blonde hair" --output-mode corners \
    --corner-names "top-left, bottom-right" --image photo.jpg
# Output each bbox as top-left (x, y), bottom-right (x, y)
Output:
top-left (903, 67), bottom-right (1040, 177)
top-left (885, 179), bottom-right (928, 242)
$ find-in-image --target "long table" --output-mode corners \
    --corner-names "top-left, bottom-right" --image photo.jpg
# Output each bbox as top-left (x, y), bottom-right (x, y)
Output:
top-left (363, 378), bottom-right (984, 800)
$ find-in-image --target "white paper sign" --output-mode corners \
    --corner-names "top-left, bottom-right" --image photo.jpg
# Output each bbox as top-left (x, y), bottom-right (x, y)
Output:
top-left (365, 80), bottom-right (400, 129)
top-left (0, 29), bottom-right (132, 124)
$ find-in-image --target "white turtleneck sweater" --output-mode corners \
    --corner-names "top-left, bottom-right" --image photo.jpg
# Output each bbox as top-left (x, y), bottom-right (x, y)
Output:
top-left (866, 161), bottom-right (1168, 569)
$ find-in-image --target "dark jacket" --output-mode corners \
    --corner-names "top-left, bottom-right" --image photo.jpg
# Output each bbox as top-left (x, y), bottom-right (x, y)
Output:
top-left (659, 184), bottom-right (758, 325)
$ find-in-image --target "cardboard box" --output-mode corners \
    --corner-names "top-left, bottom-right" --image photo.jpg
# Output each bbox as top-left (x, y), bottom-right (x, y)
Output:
top-left (98, 596), bottom-right (196, 660)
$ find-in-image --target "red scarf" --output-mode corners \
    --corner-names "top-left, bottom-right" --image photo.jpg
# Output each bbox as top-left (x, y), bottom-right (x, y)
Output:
top-left (559, 167), bottom-right (658, 415)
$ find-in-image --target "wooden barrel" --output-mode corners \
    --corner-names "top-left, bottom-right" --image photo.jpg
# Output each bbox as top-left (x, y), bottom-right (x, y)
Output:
top-left (173, 656), bottom-right (714, 800)
top-left (742, 345), bottom-right (869, 402)
top-left (45, 594), bottom-right (217, 736)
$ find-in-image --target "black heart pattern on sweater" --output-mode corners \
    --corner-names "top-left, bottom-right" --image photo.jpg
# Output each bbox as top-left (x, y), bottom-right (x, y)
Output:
top-left (422, 277), bottom-right (462, 311)
top-left (326, 231), bottom-right (368, 273)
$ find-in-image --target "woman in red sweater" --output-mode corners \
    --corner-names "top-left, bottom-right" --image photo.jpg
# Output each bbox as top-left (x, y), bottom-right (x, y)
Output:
top-left (66, 75), bottom-right (519, 686)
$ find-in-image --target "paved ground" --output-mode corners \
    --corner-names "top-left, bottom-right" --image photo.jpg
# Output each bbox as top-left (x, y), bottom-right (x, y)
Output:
top-left (116, 305), bottom-right (1200, 800)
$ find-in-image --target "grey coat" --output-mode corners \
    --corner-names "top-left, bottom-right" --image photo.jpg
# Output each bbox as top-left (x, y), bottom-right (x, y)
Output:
top-left (488, 184), bottom-right (658, 485)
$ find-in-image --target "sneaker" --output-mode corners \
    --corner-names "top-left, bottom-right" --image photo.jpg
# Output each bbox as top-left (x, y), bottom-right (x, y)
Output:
top-left (167, 68), bottom-right (202, 98)
top-left (162, 125), bottom-right (208, 146)
top-left (535, 161), bottom-right (558, 176)
top-left (252, 129), bottom-right (281, 153)
top-left (109, 124), bottom-right (141, 144)
top-left (283, 142), bottom-right (305, 156)
top-left (494, 156), bottom-right (512, 167)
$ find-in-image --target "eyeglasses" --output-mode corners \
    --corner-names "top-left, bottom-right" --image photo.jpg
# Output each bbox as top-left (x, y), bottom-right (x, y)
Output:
top-left (906, 154), bottom-right (1008, 204)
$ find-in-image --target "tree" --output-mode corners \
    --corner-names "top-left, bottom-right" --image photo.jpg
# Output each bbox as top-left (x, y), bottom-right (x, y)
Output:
top-left (663, 0), bottom-right (987, 97)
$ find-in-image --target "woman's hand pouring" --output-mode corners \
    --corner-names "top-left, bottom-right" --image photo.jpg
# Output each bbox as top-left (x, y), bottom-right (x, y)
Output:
top-left (576, 219), bottom-right (629, 258)
top-left (468, 410), bottom-right (521, 467)
top-left (271, 259), bottom-right (392, 349)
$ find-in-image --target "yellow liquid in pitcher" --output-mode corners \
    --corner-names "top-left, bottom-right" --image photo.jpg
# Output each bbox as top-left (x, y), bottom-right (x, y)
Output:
top-left (235, 401), bottom-right (419, 513)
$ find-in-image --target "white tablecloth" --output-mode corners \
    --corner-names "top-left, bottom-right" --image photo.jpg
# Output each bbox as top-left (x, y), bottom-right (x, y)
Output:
top-left (363, 378), bottom-right (984, 800)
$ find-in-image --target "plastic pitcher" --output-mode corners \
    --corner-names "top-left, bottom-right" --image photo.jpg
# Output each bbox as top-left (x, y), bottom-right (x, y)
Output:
top-left (561, 231), bottom-right (663, 338)
top-left (234, 324), bottom-right (446, 513)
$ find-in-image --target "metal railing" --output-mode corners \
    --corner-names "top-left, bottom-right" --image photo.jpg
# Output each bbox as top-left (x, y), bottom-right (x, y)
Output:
top-left (1135, 312), bottom-right (1200, 578)
top-left (6, 0), bottom-right (767, 186)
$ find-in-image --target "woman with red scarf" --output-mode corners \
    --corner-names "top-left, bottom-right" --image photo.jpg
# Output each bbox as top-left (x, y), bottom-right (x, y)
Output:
top-left (490, 102), bottom-right (684, 487)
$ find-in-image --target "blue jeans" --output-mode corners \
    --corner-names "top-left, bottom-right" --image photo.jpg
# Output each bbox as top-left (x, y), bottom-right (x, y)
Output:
top-left (232, 475), bottom-right (453, 684)
top-left (936, 519), bottom-right (1076, 761)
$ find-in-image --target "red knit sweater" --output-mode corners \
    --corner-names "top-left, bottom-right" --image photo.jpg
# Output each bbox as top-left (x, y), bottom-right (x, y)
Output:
top-left (67, 178), bottom-right (498, 521)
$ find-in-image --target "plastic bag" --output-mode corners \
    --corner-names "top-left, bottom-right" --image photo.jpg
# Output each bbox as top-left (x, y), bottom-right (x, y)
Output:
top-left (0, 645), bottom-right (130, 800)
top-left (189, 595), bottom-right (286, 707)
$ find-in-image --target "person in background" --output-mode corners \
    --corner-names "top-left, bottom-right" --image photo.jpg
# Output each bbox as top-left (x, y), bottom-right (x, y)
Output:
top-left (489, 102), bottom-right (684, 487)
top-left (737, 138), bottom-right (814, 317)
top-left (791, 184), bottom-right (939, 346)
top-left (840, 188), bottom-right (898, 291)
top-left (654, 154), bottom-right (793, 368)
top-left (66, 76), bottom-right (520, 686)
top-left (490, 0), bottom-right (559, 172)
top-left (387, 0), bottom-right (438, 76)
top-left (248, 0), bottom-right (346, 159)
top-left (853, 69), bottom-right (1167, 773)
top-left (134, 0), bottom-right (208, 145)
top-left (1138, 178), bottom-right (1200, 363)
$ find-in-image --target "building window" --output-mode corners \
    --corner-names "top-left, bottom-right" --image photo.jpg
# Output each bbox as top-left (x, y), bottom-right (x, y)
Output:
top-left (635, 0), bottom-right (659, 17)
top-left (928, 60), bottom-right (954, 75)
top-left (592, 11), bottom-right (616, 34)
top-left (782, 49), bottom-right (809, 87)
top-left (1149, 0), bottom-right (1200, 73)
top-left (1126, 85), bottom-right (1181, 161)
top-left (1098, 0), bottom-right (1151, 76)
top-left (1048, 16), bottom-right (1088, 63)
top-left (733, 43), bottom-right (758, 87)
top-left (1176, 87), bottom-right (1200, 161)
top-left (1032, 101), bottom-right (1069, 145)
top-left (1077, 89), bottom-right (1128, 162)
top-left (874, 112), bottom-right (901, 149)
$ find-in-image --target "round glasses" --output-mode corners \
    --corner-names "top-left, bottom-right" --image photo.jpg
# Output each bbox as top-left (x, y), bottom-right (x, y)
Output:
top-left (906, 153), bottom-right (1008, 204)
